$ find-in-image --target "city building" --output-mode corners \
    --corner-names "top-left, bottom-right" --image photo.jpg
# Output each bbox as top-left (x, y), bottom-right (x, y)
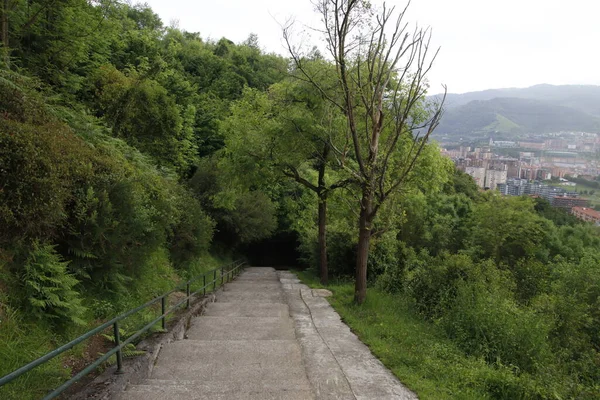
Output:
top-left (496, 179), bottom-right (584, 209)
top-left (551, 195), bottom-right (589, 210)
top-left (440, 132), bottom-right (599, 198)
top-left (518, 140), bottom-right (546, 150)
top-left (465, 167), bottom-right (486, 188)
top-left (498, 178), bottom-right (527, 196)
top-left (572, 207), bottom-right (600, 225)
top-left (485, 168), bottom-right (507, 190)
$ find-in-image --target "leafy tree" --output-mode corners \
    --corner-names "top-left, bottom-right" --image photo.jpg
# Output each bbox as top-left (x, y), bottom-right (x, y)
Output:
top-left (533, 197), bottom-right (580, 227)
top-left (218, 191), bottom-right (278, 245)
top-left (285, 0), bottom-right (446, 302)
top-left (399, 192), bottom-right (474, 256)
top-left (188, 158), bottom-right (278, 248)
top-left (444, 169), bottom-right (481, 200)
top-left (223, 79), bottom-right (352, 284)
top-left (468, 195), bottom-right (554, 266)
top-left (91, 65), bottom-right (196, 174)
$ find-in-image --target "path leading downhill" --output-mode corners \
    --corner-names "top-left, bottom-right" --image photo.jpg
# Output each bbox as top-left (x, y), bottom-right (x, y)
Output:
top-left (118, 267), bottom-right (417, 400)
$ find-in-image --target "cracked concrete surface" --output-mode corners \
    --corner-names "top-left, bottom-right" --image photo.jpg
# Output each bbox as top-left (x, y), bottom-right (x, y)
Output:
top-left (118, 267), bottom-right (417, 399)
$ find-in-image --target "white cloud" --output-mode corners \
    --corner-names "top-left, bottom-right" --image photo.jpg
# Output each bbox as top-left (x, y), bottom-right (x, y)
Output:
top-left (142, 0), bottom-right (600, 94)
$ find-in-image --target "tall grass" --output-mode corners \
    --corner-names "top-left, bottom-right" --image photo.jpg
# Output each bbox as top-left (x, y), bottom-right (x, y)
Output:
top-left (296, 270), bottom-right (558, 400)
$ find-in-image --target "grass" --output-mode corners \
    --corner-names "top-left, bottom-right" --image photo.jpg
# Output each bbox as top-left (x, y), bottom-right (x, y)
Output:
top-left (483, 114), bottom-right (521, 134)
top-left (295, 270), bottom-right (547, 400)
top-left (0, 305), bottom-right (70, 400)
top-left (547, 181), bottom-right (600, 207)
top-left (0, 253), bottom-right (233, 400)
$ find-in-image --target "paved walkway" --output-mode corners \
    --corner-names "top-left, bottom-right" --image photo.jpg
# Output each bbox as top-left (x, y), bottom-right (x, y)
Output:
top-left (119, 267), bottom-right (416, 400)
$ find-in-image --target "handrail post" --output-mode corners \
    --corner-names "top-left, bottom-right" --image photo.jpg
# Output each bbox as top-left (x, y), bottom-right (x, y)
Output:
top-left (221, 266), bottom-right (224, 286)
top-left (113, 322), bottom-right (123, 374)
top-left (203, 275), bottom-right (206, 296)
top-left (186, 282), bottom-right (190, 309)
top-left (161, 296), bottom-right (167, 330)
top-left (213, 269), bottom-right (216, 291)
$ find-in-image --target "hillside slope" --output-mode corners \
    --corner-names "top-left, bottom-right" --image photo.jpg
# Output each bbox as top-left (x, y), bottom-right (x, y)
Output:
top-left (436, 84), bottom-right (600, 117)
top-left (436, 97), bottom-right (600, 136)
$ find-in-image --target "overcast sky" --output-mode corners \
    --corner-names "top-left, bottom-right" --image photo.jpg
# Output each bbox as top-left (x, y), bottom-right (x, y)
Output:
top-left (141, 0), bottom-right (600, 94)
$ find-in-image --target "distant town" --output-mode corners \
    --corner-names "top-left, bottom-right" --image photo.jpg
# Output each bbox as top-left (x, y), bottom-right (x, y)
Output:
top-left (439, 131), bottom-right (600, 225)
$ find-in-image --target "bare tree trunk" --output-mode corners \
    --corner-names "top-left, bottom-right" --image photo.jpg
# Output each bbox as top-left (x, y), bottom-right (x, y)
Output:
top-left (0, 0), bottom-right (9, 68)
top-left (355, 189), bottom-right (373, 304)
top-left (318, 197), bottom-right (328, 285)
top-left (0, 0), bottom-right (7, 46)
top-left (316, 143), bottom-right (330, 285)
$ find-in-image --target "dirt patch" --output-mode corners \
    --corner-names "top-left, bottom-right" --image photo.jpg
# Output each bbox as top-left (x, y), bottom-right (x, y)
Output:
top-left (62, 334), bottom-right (111, 374)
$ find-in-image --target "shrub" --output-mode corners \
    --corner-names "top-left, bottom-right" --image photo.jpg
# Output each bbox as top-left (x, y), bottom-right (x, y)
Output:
top-left (535, 252), bottom-right (600, 386)
top-left (22, 243), bottom-right (86, 327)
top-left (367, 232), bottom-right (400, 281)
top-left (377, 242), bottom-right (426, 294)
top-left (168, 187), bottom-right (215, 269)
top-left (326, 230), bottom-right (356, 278)
top-left (0, 119), bottom-right (79, 245)
top-left (405, 252), bottom-right (474, 318)
top-left (0, 69), bottom-right (47, 123)
top-left (441, 277), bottom-right (553, 374)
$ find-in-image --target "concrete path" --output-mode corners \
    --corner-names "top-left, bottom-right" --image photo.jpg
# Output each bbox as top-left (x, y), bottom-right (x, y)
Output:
top-left (119, 267), bottom-right (416, 400)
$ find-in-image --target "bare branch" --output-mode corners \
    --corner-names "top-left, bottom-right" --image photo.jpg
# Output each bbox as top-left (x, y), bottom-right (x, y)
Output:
top-left (281, 163), bottom-right (320, 193)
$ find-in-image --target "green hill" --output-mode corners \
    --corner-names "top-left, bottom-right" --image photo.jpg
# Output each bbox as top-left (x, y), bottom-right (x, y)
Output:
top-left (436, 97), bottom-right (600, 136)
top-left (435, 84), bottom-right (600, 118)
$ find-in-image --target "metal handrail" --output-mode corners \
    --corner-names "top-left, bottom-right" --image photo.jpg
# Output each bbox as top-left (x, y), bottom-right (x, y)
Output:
top-left (0, 259), bottom-right (246, 399)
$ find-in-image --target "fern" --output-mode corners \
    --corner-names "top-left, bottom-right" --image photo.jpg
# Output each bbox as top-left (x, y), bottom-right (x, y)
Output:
top-left (68, 247), bottom-right (98, 260)
top-left (100, 344), bottom-right (145, 366)
top-left (22, 243), bottom-right (86, 326)
top-left (100, 328), bottom-right (145, 366)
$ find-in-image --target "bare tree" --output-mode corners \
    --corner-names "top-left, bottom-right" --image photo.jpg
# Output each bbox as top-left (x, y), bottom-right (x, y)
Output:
top-left (1, 0), bottom-right (13, 59)
top-left (285, 0), bottom-right (446, 303)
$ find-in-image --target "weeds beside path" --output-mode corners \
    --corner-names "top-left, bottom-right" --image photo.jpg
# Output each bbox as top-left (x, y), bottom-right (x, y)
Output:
top-left (295, 270), bottom-right (544, 400)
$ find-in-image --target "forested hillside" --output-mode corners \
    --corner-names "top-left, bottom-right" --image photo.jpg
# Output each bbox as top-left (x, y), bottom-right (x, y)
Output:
top-left (439, 84), bottom-right (600, 116)
top-left (0, 1), bottom-right (290, 398)
top-left (2, 1), bottom-right (600, 399)
top-left (436, 97), bottom-right (600, 136)
top-left (432, 84), bottom-right (600, 136)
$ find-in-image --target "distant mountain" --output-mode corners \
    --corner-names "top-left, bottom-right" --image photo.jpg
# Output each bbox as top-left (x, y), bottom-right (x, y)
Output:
top-left (432, 84), bottom-right (600, 136)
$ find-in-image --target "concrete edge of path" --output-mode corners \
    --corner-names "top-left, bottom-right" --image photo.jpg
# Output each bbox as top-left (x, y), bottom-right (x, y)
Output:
top-left (279, 271), bottom-right (418, 400)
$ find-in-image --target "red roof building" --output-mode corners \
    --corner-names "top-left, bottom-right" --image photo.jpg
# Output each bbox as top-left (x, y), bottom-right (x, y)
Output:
top-left (572, 207), bottom-right (600, 225)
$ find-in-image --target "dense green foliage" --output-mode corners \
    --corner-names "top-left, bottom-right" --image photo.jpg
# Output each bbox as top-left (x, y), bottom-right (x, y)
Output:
top-left (299, 170), bottom-right (600, 398)
top-left (0, 1), bottom-right (286, 398)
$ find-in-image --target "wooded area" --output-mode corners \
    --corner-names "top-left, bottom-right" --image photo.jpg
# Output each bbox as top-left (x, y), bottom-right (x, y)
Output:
top-left (1, 1), bottom-right (600, 399)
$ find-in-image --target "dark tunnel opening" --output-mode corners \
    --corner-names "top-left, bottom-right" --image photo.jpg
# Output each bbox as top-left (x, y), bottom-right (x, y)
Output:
top-left (241, 231), bottom-right (303, 269)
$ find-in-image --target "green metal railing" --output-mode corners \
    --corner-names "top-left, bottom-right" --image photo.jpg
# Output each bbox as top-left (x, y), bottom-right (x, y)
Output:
top-left (0, 260), bottom-right (246, 399)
